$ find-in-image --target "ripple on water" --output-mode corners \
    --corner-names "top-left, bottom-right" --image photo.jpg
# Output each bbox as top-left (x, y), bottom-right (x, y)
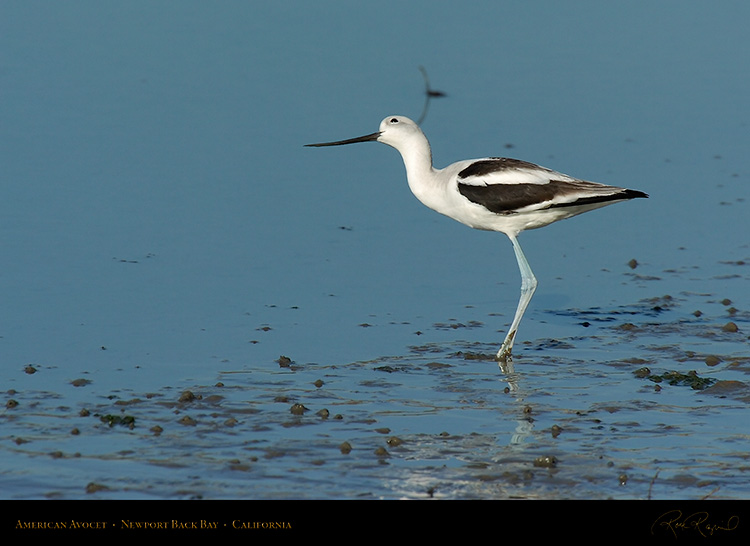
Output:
top-left (1, 293), bottom-right (748, 499)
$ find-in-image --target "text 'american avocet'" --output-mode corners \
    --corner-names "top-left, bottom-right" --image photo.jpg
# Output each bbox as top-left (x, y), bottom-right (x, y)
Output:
top-left (306, 116), bottom-right (648, 361)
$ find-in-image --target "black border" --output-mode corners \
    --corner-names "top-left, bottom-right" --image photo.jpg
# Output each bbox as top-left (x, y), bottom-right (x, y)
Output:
top-left (3, 500), bottom-right (749, 541)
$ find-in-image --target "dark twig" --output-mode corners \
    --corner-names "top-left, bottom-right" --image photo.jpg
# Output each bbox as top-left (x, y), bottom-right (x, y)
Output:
top-left (417, 66), bottom-right (446, 125)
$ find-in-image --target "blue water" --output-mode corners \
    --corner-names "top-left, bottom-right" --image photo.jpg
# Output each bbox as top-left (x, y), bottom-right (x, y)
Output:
top-left (1, 1), bottom-right (749, 500)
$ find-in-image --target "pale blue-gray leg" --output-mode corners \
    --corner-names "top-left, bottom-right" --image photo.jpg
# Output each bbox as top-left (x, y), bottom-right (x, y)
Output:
top-left (497, 234), bottom-right (537, 361)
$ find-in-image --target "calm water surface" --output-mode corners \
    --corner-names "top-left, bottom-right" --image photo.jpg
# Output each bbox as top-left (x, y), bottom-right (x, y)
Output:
top-left (1, 1), bottom-right (749, 500)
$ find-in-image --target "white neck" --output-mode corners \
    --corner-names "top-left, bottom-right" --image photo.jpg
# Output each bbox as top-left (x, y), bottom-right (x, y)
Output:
top-left (394, 134), bottom-right (440, 208)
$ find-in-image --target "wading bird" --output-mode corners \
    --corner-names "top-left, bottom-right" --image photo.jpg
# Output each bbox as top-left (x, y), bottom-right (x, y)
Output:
top-left (306, 116), bottom-right (648, 361)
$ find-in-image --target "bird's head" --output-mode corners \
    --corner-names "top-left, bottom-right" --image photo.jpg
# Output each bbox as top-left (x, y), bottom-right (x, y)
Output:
top-left (305, 115), bottom-right (423, 151)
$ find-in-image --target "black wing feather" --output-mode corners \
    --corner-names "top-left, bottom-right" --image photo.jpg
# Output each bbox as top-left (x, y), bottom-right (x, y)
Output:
top-left (458, 180), bottom-right (647, 214)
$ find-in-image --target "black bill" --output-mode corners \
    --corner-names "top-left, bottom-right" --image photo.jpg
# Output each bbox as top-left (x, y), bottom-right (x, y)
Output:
top-left (305, 131), bottom-right (381, 147)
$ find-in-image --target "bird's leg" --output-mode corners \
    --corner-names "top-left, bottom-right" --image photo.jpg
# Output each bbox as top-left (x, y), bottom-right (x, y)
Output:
top-left (497, 234), bottom-right (537, 361)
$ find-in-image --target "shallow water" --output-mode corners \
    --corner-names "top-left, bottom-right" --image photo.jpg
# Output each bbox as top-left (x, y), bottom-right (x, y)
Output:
top-left (3, 288), bottom-right (748, 500)
top-left (1, 1), bottom-right (749, 500)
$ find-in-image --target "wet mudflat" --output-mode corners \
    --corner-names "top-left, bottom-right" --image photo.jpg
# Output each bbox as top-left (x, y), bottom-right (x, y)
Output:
top-left (3, 286), bottom-right (748, 500)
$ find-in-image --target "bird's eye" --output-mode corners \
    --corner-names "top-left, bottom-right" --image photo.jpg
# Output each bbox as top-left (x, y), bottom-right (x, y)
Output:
top-left (389, 118), bottom-right (399, 124)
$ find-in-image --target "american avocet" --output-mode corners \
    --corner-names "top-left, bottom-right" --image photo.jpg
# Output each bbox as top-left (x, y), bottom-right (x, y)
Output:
top-left (306, 116), bottom-right (648, 361)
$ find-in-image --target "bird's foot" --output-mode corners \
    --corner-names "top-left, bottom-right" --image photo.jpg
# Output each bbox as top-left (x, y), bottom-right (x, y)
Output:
top-left (496, 349), bottom-right (512, 363)
top-left (496, 336), bottom-right (514, 362)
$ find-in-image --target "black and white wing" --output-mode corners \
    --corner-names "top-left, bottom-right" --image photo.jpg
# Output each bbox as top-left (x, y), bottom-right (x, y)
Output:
top-left (456, 158), bottom-right (647, 214)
